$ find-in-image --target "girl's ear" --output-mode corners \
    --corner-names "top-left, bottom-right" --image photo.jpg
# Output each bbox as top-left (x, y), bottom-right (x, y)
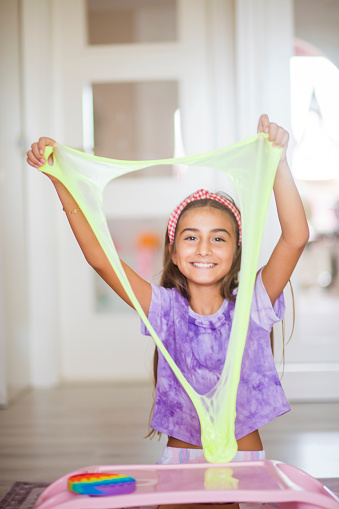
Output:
top-left (169, 243), bottom-right (177, 265)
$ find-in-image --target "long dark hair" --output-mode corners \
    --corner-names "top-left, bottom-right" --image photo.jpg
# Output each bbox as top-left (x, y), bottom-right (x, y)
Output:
top-left (145, 193), bottom-right (242, 439)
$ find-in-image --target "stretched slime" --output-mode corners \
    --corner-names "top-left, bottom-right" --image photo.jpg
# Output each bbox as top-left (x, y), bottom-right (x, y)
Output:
top-left (41, 134), bottom-right (282, 463)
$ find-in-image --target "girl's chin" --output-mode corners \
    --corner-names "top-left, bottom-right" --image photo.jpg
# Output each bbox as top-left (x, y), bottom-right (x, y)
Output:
top-left (187, 277), bottom-right (224, 288)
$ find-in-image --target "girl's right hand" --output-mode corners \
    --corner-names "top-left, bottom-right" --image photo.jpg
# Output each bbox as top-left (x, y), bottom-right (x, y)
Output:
top-left (27, 137), bottom-right (56, 171)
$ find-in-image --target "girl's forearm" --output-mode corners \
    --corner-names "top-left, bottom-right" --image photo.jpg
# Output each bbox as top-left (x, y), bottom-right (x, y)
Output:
top-left (51, 177), bottom-right (152, 313)
top-left (52, 179), bottom-right (106, 268)
top-left (273, 160), bottom-right (309, 248)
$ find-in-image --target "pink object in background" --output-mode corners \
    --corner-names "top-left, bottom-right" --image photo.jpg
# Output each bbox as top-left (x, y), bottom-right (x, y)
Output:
top-left (34, 460), bottom-right (339, 509)
top-left (136, 231), bottom-right (161, 281)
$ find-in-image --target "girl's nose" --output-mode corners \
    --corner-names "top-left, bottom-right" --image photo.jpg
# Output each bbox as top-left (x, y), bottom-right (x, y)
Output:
top-left (196, 239), bottom-right (211, 256)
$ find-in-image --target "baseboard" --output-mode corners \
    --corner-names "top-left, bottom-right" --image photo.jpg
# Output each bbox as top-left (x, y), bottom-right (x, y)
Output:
top-left (278, 363), bottom-right (339, 401)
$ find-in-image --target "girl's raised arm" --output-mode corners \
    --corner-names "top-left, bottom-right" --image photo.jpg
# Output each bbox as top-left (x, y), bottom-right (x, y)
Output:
top-left (27, 138), bottom-right (152, 315)
top-left (258, 115), bottom-right (309, 305)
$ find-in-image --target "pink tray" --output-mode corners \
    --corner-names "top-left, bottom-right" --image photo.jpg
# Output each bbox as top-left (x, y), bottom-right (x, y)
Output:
top-left (34, 460), bottom-right (339, 509)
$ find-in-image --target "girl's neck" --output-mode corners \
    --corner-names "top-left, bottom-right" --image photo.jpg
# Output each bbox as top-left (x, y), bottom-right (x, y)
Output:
top-left (188, 284), bottom-right (224, 316)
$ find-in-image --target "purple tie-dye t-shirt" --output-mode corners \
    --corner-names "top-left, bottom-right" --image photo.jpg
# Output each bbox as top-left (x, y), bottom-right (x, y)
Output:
top-left (140, 269), bottom-right (290, 446)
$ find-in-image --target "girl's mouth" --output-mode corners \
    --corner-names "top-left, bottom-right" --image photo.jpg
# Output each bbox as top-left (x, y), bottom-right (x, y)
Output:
top-left (191, 262), bottom-right (216, 268)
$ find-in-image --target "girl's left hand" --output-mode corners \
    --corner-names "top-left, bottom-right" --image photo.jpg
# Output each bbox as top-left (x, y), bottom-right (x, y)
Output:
top-left (257, 114), bottom-right (289, 162)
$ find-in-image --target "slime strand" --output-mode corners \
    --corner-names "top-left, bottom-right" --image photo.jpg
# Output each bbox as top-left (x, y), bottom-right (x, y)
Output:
top-left (41, 134), bottom-right (281, 462)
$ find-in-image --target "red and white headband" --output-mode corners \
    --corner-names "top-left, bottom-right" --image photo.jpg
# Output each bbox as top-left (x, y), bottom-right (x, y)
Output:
top-left (168, 189), bottom-right (242, 245)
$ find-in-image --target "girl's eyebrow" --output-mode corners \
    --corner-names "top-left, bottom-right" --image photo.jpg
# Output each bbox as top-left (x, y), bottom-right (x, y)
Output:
top-left (180, 227), bottom-right (231, 237)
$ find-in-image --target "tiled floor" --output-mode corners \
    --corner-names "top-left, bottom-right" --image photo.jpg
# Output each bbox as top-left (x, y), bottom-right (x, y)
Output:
top-left (0, 383), bottom-right (338, 499)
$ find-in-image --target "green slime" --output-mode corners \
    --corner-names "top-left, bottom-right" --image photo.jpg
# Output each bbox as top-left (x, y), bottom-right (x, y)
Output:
top-left (41, 134), bottom-right (281, 463)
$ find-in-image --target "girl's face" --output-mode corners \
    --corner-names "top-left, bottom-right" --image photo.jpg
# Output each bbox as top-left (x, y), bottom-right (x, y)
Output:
top-left (170, 206), bottom-right (237, 292)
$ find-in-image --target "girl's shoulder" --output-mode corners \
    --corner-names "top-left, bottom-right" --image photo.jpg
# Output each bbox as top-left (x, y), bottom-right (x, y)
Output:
top-left (250, 268), bottom-right (285, 330)
top-left (140, 283), bottom-right (189, 339)
top-left (229, 269), bottom-right (285, 330)
top-left (149, 282), bottom-right (188, 308)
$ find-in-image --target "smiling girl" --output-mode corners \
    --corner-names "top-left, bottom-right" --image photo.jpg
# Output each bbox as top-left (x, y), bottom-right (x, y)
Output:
top-left (27, 114), bottom-right (309, 508)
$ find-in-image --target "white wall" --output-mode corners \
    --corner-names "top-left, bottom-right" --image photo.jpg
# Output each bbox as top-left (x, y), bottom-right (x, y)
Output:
top-left (0, 0), bottom-right (30, 403)
top-left (1, 0), bottom-right (293, 394)
top-left (21, 0), bottom-right (60, 388)
top-left (7, 0), bottom-right (336, 400)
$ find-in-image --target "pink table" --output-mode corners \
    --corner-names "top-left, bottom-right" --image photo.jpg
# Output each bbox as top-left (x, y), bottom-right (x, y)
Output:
top-left (35, 460), bottom-right (339, 509)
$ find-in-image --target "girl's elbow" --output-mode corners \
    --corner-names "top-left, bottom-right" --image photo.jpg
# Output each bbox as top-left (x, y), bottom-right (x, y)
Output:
top-left (300, 223), bottom-right (310, 248)
top-left (283, 224), bottom-right (309, 252)
top-left (83, 251), bottom-right (106, 272)
top-left (294, 227), bottom-right (310, 256)
top-left (294, 226), bottom-right (309, 252)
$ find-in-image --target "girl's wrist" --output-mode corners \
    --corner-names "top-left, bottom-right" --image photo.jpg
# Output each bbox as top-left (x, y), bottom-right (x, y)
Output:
top-left (277, 155), bottom-right (289, 170)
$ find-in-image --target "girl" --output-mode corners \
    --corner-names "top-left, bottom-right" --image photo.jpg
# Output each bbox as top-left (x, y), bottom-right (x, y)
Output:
top-left (27, 114), bottom-right (309, 506)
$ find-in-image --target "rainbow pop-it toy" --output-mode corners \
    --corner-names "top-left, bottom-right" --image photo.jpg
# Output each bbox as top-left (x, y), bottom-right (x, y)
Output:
top-left (68, 472), bottom-right (136, 496)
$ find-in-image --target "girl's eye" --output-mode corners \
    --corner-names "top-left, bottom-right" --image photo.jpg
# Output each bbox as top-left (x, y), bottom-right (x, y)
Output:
top-left (185, 236), bottom-right (197, 241)
top-left (213, 237), bottom-right (225, 242)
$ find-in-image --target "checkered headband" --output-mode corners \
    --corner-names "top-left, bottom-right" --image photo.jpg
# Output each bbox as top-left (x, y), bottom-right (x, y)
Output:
top-left (167, 189), bottom-right (242, 245)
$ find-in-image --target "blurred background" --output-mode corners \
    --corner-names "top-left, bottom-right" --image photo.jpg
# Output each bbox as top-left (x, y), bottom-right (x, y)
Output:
top-left (0, 0), bottom-right (338, 407)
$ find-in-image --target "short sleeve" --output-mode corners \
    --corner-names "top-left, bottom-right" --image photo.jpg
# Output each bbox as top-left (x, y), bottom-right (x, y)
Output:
top-left (140, 283), bottom-right (173, 338)
top-left (250, 268), bottom-right (285, 331)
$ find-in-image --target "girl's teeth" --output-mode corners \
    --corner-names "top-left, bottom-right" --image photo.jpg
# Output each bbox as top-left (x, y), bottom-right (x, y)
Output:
top-left (192, 263), bottom-right (215, 268)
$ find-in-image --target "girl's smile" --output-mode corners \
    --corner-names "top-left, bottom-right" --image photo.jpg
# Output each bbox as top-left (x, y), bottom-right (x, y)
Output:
top-left (191, 262), bottom-right (216, 268)
top-left (170, 206), bottom-right (237, 293)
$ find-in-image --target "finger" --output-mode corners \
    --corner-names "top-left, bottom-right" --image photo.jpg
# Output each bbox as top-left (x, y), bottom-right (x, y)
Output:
top-left (274, 127), bottom-right (285, 147)
top-left (26, 150), bottom-right (41, 169)
top-left (279, 131), bottom-right (289, 151)
top-left (27, 148), bottom-right (43, 167)
top-left (37, 137), bottom-right (55, 156)
top-left (273, 128), bottom-right (289, 149)
top-left (257, 114), bottom-right (270, 133)
top-left (276, 127), bottom-right (287, 147)
top-left (268, 123), bottom-right (279, 143)
top-left (30, 142), bottom-right (46, 166)
top-left (30, 142), bottom-right (39, 157)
